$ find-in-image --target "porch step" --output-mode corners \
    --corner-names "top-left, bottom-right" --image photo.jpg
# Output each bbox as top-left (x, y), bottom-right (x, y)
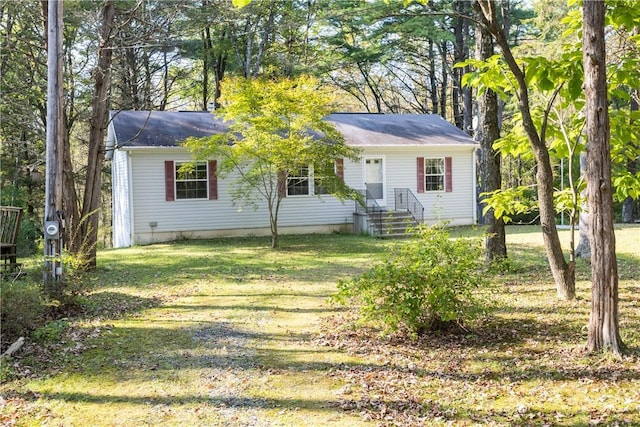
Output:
top-left (368, 210), bottom-right (419, 238)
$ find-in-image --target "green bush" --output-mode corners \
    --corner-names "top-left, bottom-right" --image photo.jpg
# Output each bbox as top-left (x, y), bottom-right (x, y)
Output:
top-left (0, 279), bottom-right (47, 350)
top-left (335, 225), bottom-right (490, 336)
top-left (17, 216), bottom-right (41, 257)
top-left (32, 318), bottom-right (70, 343)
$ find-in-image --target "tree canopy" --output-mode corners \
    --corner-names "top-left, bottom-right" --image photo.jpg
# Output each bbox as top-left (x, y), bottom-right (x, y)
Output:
top-left (183, 75), bottom-right (360, 248)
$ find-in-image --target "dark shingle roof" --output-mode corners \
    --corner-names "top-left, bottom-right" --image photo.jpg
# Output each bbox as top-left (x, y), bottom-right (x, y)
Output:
top-left (109, 111), bottom-right (476, 149)
top-left (110, 110), bottom-right (229, 148)
top-left (326, 113), bottom-right (475, 146)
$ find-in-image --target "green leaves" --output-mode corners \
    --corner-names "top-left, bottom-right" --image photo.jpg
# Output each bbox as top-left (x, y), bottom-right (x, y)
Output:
top-left (335, 225), bottom-right (489, 337)
top-left (457, 55), bottom-right (514, 100)
top-left (231, 0), bottom-right (252, 8)
top-left (481, 187), bottom-right (537, 224)
top-left (613, 172), bottom-right (640, 202)
top-left (183, 75), bottom-right (360, 247)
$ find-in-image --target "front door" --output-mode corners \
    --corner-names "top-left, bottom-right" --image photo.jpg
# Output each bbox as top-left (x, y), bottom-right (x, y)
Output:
top-left (364, 157), bottom-right (385, 206)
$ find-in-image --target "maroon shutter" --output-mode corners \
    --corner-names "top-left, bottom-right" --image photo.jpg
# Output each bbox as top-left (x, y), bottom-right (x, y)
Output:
top-left (336, 158), bottom-right (344, 181)
top-left (164, 160), bottom-right (175, 201)
top-left (445, 157), bottom-right (452, 192)
top-left (417, 157), bottom-right (425, 193)
top-left (208, 160), bottom-right (218, 200)
top-left (278, 170), bottom-right (287, 198)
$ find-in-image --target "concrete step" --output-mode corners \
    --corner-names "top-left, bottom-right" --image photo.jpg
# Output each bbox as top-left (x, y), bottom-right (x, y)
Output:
top-left (367, 210), bottom-right (420, 238)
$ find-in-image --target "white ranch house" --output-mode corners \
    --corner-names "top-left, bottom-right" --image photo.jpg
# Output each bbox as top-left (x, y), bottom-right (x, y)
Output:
top-left (106, 111), bottom-right (479, 247)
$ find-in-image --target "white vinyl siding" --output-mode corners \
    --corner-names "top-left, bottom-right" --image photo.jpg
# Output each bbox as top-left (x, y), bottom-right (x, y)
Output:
top-left (111, 150), bottom-right (132, 248)
top-left (112, 144), bottom-right (475, 246)
top-left (359, 147), bottom-right (475, 225)
top-left (125, 149), bottom-right (357, 245)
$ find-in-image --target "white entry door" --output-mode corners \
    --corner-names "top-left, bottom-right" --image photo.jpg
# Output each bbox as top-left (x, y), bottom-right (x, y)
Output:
top-left (364, 157), bottom-right (385, 206)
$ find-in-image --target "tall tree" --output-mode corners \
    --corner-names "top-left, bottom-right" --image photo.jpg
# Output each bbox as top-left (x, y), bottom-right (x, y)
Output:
top-left (110, 0), bottom-right (185, 111)
top-left (61, 0), bottom-right (116, 268)
top-left (453, 0), bottom-right (472, 131)
top-left (0, 2), bottom-right (47, 216)
top-left (582, 0), bottom-right (622, 355)
top-left (472, 0), bottom-right (506, 263)
top-left (475, 0), bottom-right (575, 300)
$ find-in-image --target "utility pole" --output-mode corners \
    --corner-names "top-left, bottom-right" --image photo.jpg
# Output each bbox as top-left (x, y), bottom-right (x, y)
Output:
top-left (44, 0), bottom-right (64, 292)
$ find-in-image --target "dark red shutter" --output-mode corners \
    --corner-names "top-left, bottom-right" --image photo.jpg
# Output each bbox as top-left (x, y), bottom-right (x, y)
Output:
top-left (278, 170), bottom-right (287, 198)
top-left (445, 157), bottom-right (452, 192)
top-left (336, 158), bottom-right (344, 181)
top-left (208, 160), bottom-right (218, 200)
top-left (164, 160), bottom-right (175, 201)
top-left (417, 157), bottom-right (425, 193)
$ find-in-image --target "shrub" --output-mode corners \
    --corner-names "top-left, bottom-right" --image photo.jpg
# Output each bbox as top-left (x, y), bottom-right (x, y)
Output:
top-left (0, 279), bottom-right (47, 351)
top-left (17, 216), bottom-right (40, 257)
top-left (32, 318), bottom-right (70, 343)
top-left (335, 225), bottom-right (490, 336)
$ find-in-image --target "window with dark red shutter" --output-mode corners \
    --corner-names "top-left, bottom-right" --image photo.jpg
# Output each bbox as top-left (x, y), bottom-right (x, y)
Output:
top-left (445, 157), bottom-right (452, 192)
top-left (208, 160), bottom-right (218, 200)
top-left (417, 157), bottom-right (425, 193)
top-left (165, 160), bottom-right (175, 201)
top-left (336, 158), bottom-right (344, 181)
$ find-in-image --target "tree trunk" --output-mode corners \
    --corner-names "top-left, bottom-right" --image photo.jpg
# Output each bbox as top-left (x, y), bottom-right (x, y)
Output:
top-left (477, 0), bottom-right (575, 300)
top-left (473, 0), bottom-right (506, 263)
top-left (72, 0), bottom-right (115, 268)
top-left (428, 40), bottom-right (438, 115)
top-left (575, 152), bottom-right (591, 258)
top-left (439, 41), bottom-right (448, 120)
top-left (582, 0), bottom-right (623, 355)
top-left (621, 194), bottom-right (635, 224)
top-left (622, 95), bottom-right (638, 223)
top-left (452, 1), bottom-right (465, 129)
top-left (202, 28), bottom-right (210, 110)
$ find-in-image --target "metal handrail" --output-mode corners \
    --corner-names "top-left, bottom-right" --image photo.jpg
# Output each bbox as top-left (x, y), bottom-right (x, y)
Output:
top-left (355, 189), bottom-right (383, 235)
top-left (394, 188), bottom-right (424, 224)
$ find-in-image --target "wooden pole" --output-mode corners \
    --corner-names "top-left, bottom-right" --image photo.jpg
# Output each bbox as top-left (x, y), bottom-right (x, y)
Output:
top-left (44, 0), bottom-right (64, 288)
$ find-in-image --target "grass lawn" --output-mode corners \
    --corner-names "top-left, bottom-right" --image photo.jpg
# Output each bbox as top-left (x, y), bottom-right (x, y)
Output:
top-left (1, 225), bottom-right (639, 426)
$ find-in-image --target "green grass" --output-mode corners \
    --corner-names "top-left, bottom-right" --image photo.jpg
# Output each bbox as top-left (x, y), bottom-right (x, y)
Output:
top-left (1, 227), bottom-right (639, 426)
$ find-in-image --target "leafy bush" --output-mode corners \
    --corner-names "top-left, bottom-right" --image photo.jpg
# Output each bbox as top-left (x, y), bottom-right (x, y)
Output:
top-left (42, 249), bottom-right (96, 303)
top-left (335, 225), bottom-right (490, 336)
top-left (32, 318), bottom-right (70, 343)
top-left (16, 216), bottom-right (40, 257)
top-left (0, 280), bottom-right (47, 351)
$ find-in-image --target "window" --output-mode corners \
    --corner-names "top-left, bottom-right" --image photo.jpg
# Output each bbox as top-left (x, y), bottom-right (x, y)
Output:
top-left (313, 162), bottom-right (337, 195)
top-left (314, 174), bottom-right (329, 195)
top-left (424, 158), bottom-right (445, 191)
top-left (176, 162), bottom-right (208, 199)
top-left (417, 157), bottom-right (451, 194)
top-left (283, 160), bottom-right (343, 197)
top-left (287, 166), bottom-right (310, 196)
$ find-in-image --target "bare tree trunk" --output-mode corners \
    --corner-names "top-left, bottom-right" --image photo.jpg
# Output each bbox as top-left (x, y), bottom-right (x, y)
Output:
top-left (452, 1), bottom-right (465, 129)
top-left (428, 40), bottom-right (439, 115)
top-left (477, 0), bottom-right (575, 300)
top-left (202, 28), bottom-right (210, 110)
top-left (575, 152), bottom-right (591, 258)
top-left (622, 95), bottom-right (638, 223)
top-left (473, 0), bottom-right (506, 263)
top-left (72, 0), bottom-right (115, 268)
top-left (582, 0), bottom-right (623, 355)
top-left (439, 41), bottom-right (448, 120)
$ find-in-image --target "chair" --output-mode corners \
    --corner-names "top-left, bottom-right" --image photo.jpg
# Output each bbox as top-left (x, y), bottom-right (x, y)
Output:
top-left (1, 206), bottom-right (23, 276)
